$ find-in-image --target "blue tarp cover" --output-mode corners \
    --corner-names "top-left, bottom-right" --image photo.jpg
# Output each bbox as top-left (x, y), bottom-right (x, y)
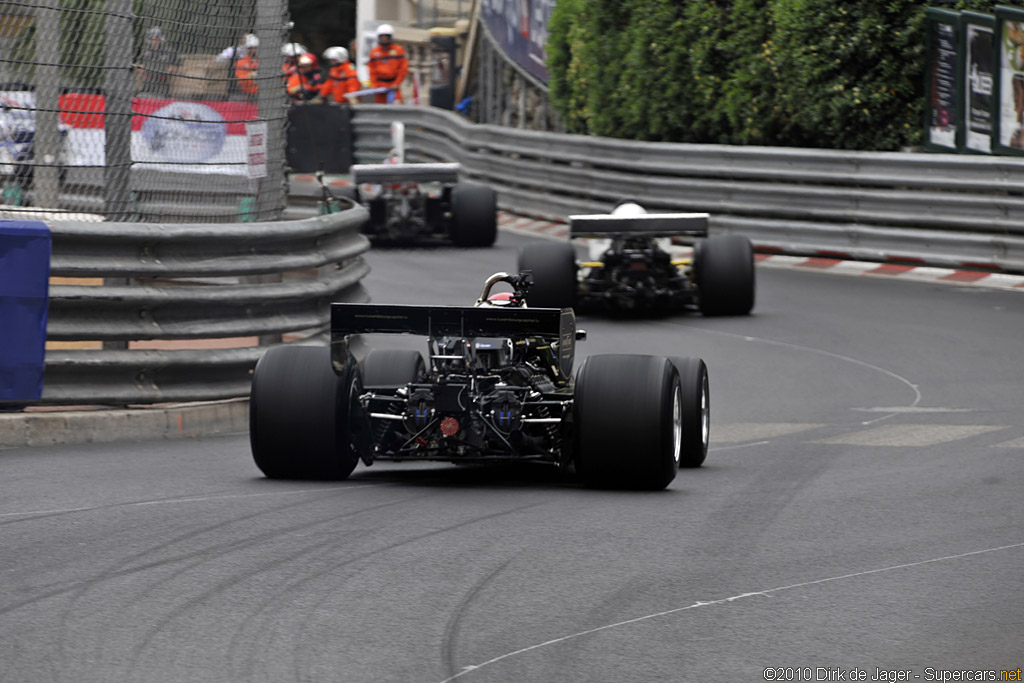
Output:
top-left (0, 220), bottom-right (51, 401)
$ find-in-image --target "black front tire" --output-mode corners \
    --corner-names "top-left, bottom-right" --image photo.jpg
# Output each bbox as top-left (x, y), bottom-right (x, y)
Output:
top-left (450, 182), bottom-right (497, 247)
top-left (669, 357), bottom-right (709, 468)
top-left (574, 354), bottom-right (680, 490)
top-left (362, 349), bottom-right (426, 389)
top-left (517, 241), bottom-right (577, 309)
top-left (695, 235), bottom-right (755, 316)
top-left (250, 345), bottom-right (362, 480)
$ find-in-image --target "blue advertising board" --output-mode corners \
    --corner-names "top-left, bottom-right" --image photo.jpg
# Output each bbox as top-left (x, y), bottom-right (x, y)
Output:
top-left (480, 0), bottom-right (555, 84)
top-left (0, 220), bottom-right (51, 403)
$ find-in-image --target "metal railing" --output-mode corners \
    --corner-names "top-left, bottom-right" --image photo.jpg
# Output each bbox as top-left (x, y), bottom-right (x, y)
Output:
top-left (351, 105), bottom-right (1024, 273)
top-left (40, 206), bottom-right (370, 405)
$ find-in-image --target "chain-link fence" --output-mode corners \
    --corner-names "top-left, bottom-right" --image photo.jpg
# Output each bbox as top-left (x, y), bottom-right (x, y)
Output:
top-left (0, 0), bottom-right (289, 222)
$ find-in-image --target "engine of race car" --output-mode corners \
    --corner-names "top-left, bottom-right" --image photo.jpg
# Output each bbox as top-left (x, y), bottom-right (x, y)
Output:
top-left (602, 237), bottom-right (674, 285)
top-left (580, 236), bottom-right (689, 309)
top-left (365, 336), bottom-right (567, 462)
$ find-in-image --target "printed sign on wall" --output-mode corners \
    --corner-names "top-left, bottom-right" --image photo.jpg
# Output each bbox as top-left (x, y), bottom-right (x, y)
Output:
top-left (993, 5), bottom-right (1024, 155)
top-left (962, 12), bottom-right (995, 154)
top-left (925, 9), bottom-right (961, 151)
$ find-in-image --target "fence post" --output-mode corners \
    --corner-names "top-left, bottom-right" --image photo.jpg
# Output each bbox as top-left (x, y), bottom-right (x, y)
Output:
top-left (255, 0), bottom-right (287, 222)
top-left (35, 2), bottom-right (61, 210)
top-left (104, 0), bottom-right (133, 220)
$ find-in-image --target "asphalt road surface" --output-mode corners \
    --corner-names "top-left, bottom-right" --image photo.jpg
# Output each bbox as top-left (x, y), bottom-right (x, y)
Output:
top-left (2, 231), bottom-right (1023, 683)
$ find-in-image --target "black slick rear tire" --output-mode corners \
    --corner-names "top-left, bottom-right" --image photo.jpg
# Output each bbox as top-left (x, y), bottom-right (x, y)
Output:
top-left (573, 354), bottom-right (680, 490)
top-left (249, 345), bottom-right (361, 480)
top-left (669, 357), bottom-right (710, 468)
top-left (695, 235), bottom-right (755, 316)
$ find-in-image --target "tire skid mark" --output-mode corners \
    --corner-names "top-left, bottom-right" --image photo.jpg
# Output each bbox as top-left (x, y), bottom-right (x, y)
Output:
top-left (63, 495), bottom-right (368, 683)
top-left (441, 558), bottom-right (514, 680)
top-left (123, 535), bottom-right (346, 683)
top-left (226, 500), bottom-right (546, 678)
top-left (0, 483), bottom-right (389, 525)
top-left (437, 541), bottom-right (1024, 682)
top-left (108, 494), bottom-right (431, 682)
top-left (2, 495), bottom-right (320, 619)
top-left (2, 487), bottom-right (418, 658)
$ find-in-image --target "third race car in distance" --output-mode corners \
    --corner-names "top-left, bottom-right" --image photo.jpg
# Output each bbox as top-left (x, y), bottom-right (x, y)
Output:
top-left (338, 122), bottom-right (498, 247)
top-left (518, 201), bottom-right (756, 315)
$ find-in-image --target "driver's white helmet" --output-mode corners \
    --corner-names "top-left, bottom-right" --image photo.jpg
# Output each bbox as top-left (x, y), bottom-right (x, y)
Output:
top-left (611, 199), bottom-right (647, 217)
top-left (323, 46), bottom-right (349, 63)
top-left (377, 23), bottom-right (395, 37)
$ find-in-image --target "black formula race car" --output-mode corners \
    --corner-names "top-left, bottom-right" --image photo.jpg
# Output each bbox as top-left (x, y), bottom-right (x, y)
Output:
top-left (339, 123), bottom-right (497, 246)
top-left (249, 272), bottom-right (710, 490)
top-left (517, 202), bottom-right (755, 315)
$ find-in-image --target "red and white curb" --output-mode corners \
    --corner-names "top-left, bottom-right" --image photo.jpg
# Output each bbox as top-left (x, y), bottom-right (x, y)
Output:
top-left (497, 213), bottom-right (1024, 293)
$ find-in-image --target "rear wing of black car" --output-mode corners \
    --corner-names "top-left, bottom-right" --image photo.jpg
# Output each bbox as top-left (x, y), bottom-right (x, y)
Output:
top-left (569, 212), bottom-right (709, 239)
top-left (351, 163), bottom-right (460, 185)
top-left (331, 303), bottom-right (576, 377)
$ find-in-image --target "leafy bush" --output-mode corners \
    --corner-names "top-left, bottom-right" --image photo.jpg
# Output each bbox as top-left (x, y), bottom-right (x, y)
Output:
top-left (546, 0), bottom-right (1005, 149)
top-left (770, 0), bottom-right (927, 149)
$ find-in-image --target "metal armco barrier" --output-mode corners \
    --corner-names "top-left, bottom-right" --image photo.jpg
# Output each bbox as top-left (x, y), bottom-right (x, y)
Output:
top-left (351, 106), bottom-right (1024, 273)
top-left (40, 206), bottom-right (370, 405)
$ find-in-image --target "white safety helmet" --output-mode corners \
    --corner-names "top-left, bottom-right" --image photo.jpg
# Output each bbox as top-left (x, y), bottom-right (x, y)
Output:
top-left (281, 42), bottom-right (308, 57)
top-left (243, 33), bottom-right (259, 48)
top-left (611, 199), bottom-right (647, 217)
top-left (376, 23), bottom-right (394, 37)
top-left (323, 46), bottom-right (349, 63)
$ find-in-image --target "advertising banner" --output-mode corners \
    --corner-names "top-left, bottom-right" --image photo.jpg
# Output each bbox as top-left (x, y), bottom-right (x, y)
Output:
top-left (479, 0), bottom-right (555, 84)
top-left (994, 5), bottom-right (1024, 155)
top-left (0, 91), bottom-right (257, 174)
top-left (925, 9), bottom-right (961, 152)
top-left (962, 13), bottom-right (995, 154)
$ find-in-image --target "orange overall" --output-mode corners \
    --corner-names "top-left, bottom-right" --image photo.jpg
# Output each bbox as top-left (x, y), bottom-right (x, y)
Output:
top-left (235, 55), bottom-right (258, 95)
top-left (368, 43), bottom-right (408, 103)
top-left (323, 62), bottom-right (360, 103)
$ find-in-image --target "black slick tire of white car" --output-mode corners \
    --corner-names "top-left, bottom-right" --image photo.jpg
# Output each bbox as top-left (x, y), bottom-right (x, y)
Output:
top-left (362, 349), bottom-right (426, 389)
top-left (669, 356), bottom-right (710, 468)
top-left (366, 196), bottom-right (387, 233)
top-left (517, 241), bottom-right (577, 309)
top-left (695, 234), bottom-right (755, 316)
top-left (450, 182), bottom-right (498, 247)
top-left (249, 345), bottom-right (361, 480)
top-left (573, 354), bottom-right (680, 490)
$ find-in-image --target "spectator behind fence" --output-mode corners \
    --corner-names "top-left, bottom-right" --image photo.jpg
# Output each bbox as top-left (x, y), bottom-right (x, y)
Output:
top-left (135, 27), bottom-right (181, 97)
top-left (233, 35), bottom-right (259, 99)
top-left (287, 53), bottom-right (325, 103)
top-left (321, 47), bottom-right (359, 103)
top-left (216, 32), bottom-right (258, 64)
top-left (368, 24), bottom-right (408, 103)
top-left (281, 42), bottom-right (307, 85)
top-left (215, 33), bottom-right (259, 99)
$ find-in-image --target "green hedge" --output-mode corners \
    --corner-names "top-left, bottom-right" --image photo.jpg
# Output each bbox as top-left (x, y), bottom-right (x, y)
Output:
top-left (547, 0), bottom-right (1001, 150)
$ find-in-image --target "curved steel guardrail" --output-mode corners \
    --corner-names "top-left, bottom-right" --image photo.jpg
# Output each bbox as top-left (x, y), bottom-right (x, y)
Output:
top-left (351, 105), bottom-right (1024, 273)
top-left (41, 205), bottom-right (371, 405)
